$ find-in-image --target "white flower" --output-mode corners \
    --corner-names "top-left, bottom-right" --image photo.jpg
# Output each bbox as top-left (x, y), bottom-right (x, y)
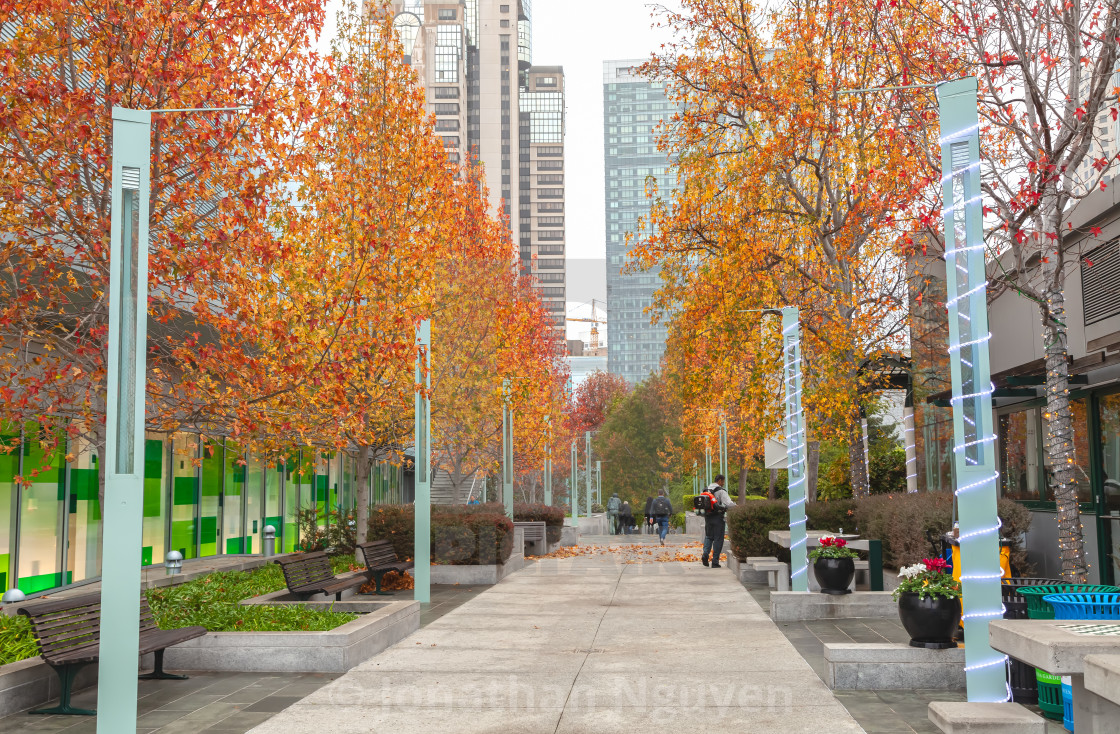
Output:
top-left (898, 564), bottom-right (925, 579)
top-left (818, 534), bottom-right (836, 543)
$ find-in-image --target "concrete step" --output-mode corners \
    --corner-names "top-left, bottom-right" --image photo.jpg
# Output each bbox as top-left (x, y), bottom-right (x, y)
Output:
top-left (927, 702), bottom-right (1045, 733)
top-left (769, 591), bottom-right (896, 622)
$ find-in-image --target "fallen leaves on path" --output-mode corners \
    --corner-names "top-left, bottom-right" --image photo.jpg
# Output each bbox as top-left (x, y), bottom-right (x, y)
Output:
top-left (534, 542), bottom-right (727, 565)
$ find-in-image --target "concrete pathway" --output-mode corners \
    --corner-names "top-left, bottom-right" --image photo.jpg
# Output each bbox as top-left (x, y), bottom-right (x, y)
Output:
top-left (252, 547), bottom-right (866, 733)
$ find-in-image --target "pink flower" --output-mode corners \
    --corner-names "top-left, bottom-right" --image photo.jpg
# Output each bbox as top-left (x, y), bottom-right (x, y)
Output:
top-left (922, 557), bottom-right (949, 573)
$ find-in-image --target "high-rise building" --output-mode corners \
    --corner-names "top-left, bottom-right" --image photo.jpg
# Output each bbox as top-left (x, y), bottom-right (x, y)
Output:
top-left (603, 60), bottom-right (677, 384)
top-left (387, 1), bottom-right (565, 324)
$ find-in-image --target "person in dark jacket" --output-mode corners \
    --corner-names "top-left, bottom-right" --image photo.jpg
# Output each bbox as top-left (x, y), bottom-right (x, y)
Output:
top-left (650, 489), bottom-right (673, 545)
top-left (701, 475), bottom-right (734, 568)
top-left (643, 496), bottom-right (654, 535)
top-left (620, 501), bottom-right (634, 535)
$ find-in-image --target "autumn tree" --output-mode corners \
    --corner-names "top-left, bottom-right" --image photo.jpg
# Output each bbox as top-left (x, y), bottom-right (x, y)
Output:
top-left (0, 0), bottom-right (325, 487)
top-left (638, 0), bottom-right (948, 496)
top-left (922, 0), bottom-right (1120, 581)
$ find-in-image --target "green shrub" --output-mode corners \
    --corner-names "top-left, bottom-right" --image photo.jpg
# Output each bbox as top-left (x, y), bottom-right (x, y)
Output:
top-left (670, 512), bottom-right (686, 530)
top-left (806, 499), bottom-right (858, 533)
top-left (726, 500), bottom-right (791, 562)
top-left (296, 507), bottom-right (357, 554)
top-left (513, 503), bottom-right (565, 544)
top-left (0, 614), bottom-right (38, 665)
top-left (366, 504), bottom-right (515, 565)
top-left (146, 566), bottom-right (357, 632)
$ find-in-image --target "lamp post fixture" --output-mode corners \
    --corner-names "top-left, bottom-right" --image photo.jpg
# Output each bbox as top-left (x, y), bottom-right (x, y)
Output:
top-left (595, 460), bottom-right (602, 505)
top-left (693, 460), bottom-right (698, 495)
top-left (585, 430), bottom-right (592, 514)
top-left (502, 379), bottom-right (514, 519)
top-left (413, 320), bottom-right (431, 603)
top-left (543, 416), bottom-right (552, 506)
top-left (570, 440), bottom-right (578, 524)
top-left (704, 439), bottom-right (712, 487)
top-left (99, 105), bottom-right (244, 734)
top-left (719, 416), bottom-right (728, 481)
top-left (781, 306), bottom-right (809, 593)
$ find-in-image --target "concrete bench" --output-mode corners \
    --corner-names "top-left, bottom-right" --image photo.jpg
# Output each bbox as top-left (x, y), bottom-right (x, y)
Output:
top-left (927, 702), bottom-right (1046, 733)
top-left (824, 643), bottom-right (965, 690)
top-left (751, 560), bottom-right (789, 591)
top-left (1085, 653), bottom-right (1120, 707)
top-left (513, 521), bottom-right (547, 556)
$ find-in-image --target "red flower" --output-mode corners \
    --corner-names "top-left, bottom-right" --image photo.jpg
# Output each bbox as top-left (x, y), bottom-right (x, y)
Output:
top-left (922, 557), bottom-right (949, 573)
top-left (820, 536), bottom-right (835, 546)
top-left (834, 538), bottom-right (847, 548)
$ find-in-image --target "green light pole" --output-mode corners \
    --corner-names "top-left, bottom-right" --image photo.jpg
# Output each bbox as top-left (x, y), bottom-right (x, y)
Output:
top-left (585, 430), bottom-right (592, 514)
top-left (693, 461), bottom-right (698, 495)
top-left (570, 440), bottom-right (578, 523)
top-left (938, 76), bottom-right (1005, 701)
top-left (502, 379), bottom-right (514, 519)
top-left (98, 105), bottom-right (243, 733)
top-left (543, 416), bottom-right (552, 505)
top-left (595, 460), bottom-right (602, 505)
top-left (781, 306), bottom-right (809, 593)
top-left (719, 416), bottom-right (728, 481)
top-left (413, 320), bottom-right (431, 603)
top-left (704, 439), bottom-right (712, 487)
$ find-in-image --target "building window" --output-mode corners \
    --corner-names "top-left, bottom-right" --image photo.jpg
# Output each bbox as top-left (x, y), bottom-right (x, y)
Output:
top-left (501, 19), bottom-right (509, 27)
top-left (538, 77), bottom-right (557, 87)
top-left (435, 25), bottom-right (462, 83)
top-left (538, 230), bottom-right (564, 241)
top-left (538, 188), bottom-right (563, 199)
top-left (442, 136), bottom-right (460, 148)
top-left (433, 103), bottom-right (460, 115)
top-left (438, 8), bottom-right (457, 19)
top-left (435, 119), bottom-right (460, 131)
top-left (537, 146), bottom-right (563, 157)
top-left (434, 86), bottom-right (460, 99)
top-left (538, 216), bottom-right (564, 226)
top-left (536, 272), bottom-right (564, 282)
top-left (500, 4), bottom-right (509, 11)
top-left (537, 258), bottom-right (565, 269)
top-left (537, 202), bottom-right (563, 212)
top-left (537, 174), bottom-right (563, 185)
top-left (537, 159), bottom-right (562, 170)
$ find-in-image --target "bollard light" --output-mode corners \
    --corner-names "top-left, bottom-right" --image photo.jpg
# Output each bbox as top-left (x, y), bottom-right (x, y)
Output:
top-left (164, 550), bottom-right (183, 576)
top-left (2, 588), bottom-right (27, 604)
top-left (262, 525), bottom-right (277, 558)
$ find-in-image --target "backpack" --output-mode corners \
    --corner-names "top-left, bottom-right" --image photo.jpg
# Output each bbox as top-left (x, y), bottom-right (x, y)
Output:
top-left (651, 496), bottom-right (672, 516)
top-left (693, 490), bottom-right (716, 516)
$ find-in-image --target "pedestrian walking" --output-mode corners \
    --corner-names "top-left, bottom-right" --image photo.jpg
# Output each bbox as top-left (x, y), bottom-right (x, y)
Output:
top-left (607, 492), bottom-right (622, 535)
top-left (650, 489), bottom-right (673, 546)
top-left (620, 501), bottom-right (634, 535)
top-left (700, 474), bottom-right (734, 568)
top-left (643, 495), bottom-right (654, 535)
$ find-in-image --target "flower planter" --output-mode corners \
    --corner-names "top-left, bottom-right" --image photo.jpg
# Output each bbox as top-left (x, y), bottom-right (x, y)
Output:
top-left (814, 557), bottom-right (855, 595)
top-left (898, 592), bottom-right (961, 649)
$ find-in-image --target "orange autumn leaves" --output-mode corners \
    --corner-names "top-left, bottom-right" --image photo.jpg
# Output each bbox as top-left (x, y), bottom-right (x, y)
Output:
top-left (0, 2), bottom-right (566, 473)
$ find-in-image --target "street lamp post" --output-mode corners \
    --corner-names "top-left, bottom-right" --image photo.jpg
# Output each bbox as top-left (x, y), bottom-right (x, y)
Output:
top-left (502, 379), bottom-right (514, 519)
top-left (704, 439), bottom-right (712, 487)
top-left (543, 416), bottom-right (552, 506)
top-left (585, 430), bottom-right (592, 514)
top-left (719, 416), bottom-right (728, 481)
top-left (781, 306), bottom-right (809, 593)
top-left (595, 460), bottom-right (602, 505)
top-left (413, 320), bottom-right (431, 604)
top-left (570, 440), bottom-right (578, 524)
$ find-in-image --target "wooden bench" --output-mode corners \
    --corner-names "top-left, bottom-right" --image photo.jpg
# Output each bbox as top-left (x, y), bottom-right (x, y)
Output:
top-left (17, 592), bottom-right (206, 715)
top-left (357, 540), bottom-right (414, 596)
top-left (275, 551), bottom-right (365, 601)
top-left (514, 521), bottom-right (547, 556)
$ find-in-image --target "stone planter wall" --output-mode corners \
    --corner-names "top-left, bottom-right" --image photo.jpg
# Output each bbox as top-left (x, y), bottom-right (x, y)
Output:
top-left (429, 554), bottom-right (526, 585)
top-left (824, 643), bottom-right (965, 690)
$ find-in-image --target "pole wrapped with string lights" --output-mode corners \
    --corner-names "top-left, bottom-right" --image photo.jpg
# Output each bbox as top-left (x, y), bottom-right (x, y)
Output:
top-left (781, 307), bottom-right (809, 592)
top-left (938, 77), bottom-right (1008, 702)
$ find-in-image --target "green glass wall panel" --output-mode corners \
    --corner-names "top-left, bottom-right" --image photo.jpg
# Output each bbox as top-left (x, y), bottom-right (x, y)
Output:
top-left (171, 434), bottom-right (199, 560)
top-left (200, 439), bottom-right (222, 557)
top-left (222, 441), bottom-right (244, 554)
top-left (142, 436), bottom-right (166, 565)
top-left (18, 571), bottom-right (69, 594)
top-left (66, 438), bottom-right (101, 584)
top-left (0, 428), bottom-right (16, 592)
top-left (282, 452), bottom-right (301, 553)
top-left (265, 461), bottom-right (282, 550)
top-left (18, 426), bottom-right (63, 590)
top-left (245, 455), bottom-right (263, 557)
top-left (141, 545), bottom-right (153, 567)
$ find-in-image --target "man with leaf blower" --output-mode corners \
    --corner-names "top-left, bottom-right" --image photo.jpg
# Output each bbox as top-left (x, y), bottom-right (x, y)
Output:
top-left (697, 475), bottom-right (734, 568)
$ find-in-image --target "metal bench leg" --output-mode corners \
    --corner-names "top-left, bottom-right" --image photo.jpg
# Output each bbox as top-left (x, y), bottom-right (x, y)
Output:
top-left (139, 649), bottom-right (189, 681)
top-left (31, 664), bottom-right (96, 715)
top-left (373, 572), bottom-right (395, 596)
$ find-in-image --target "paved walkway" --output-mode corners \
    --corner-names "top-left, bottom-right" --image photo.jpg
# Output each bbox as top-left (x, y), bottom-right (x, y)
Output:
top-left (252, 545), bottom-right (865, 733)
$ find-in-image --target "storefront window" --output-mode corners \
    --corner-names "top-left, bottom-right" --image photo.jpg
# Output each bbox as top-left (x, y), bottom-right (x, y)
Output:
top-left (1101, 393), bottom-right (1120, 512)
top-left (170, 433), bottom-right (199, 560)
top-left (265, 458), bottom-right (283, 551)
top-left (245, 455), bottom-right (263, 555)
top-left (18, 425), bottom-right (64, 592)
top-left (1000, 407), bottom-right (1043, 500)
top-left (67, 434), bottom-right (102, 582)
top-left (141, 435), bottom-right (166, 567)
top-left (200, 437), bottom-right (222, 557)
top-left (0, 427), bottom-right (19, 591)
top-left (1043, 398), bottom-right (1093, 503)
top-left (223, 441), bottom-right (244, 554)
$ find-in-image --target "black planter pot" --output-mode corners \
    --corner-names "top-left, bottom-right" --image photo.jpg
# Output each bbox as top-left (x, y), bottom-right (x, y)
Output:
top-left (813, 557), bottom-right (855, 595)
top-left (898, 592), bottom-right (962, 649)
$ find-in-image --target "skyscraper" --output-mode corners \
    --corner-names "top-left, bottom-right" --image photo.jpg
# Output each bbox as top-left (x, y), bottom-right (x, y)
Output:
top-left (387, 1), bottom-right (565, 323)
top-left (603, 60), bottom-right (676, 384)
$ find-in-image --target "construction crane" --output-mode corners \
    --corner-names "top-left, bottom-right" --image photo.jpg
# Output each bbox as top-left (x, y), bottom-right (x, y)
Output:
top-left (565, 299), bottom-right (606, 352)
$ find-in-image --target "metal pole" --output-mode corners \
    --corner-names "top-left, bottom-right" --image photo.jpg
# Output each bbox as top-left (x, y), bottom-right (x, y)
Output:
top-left (596, 460), bottom-right (602, 504)
top-left (585, 431), bottom-right (592, 514)
top-left (502, 380), bottom-right (514, 519)
top-left (413, 320), bottom-right (431, 603)
top-left (97, 107), bottom-right (152, 733)
top-left (570, 441), bottom-right (578, 523)
top-left (719, 417), bottom-right (728, 481)
top-left (693, 460), bottom-right (698, 495)
top-left (938, 76), bottom-right (1006, 701)
top-left (544, 417), bottom-right (552, 506)
top-left (704, 440), bottom-right (712, 487)
top-left (782, 306), bottom-right (809, 593)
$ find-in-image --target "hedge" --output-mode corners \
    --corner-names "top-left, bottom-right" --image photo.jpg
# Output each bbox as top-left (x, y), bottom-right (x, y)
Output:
top-left (365, 504), bottom-right (521, 565)
top-left (682, 493), bottom-right (768, 511)
top-left (726, 493), bottom-right (1033, 572)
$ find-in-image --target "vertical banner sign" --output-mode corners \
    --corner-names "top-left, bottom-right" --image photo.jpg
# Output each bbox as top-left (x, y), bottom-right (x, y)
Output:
top-left (414, 320), bottom-right (431, 603)
top-left (938, 77), bottom-right (1007, 702)
top-left (502, 379), bottom-right (514, 519)
top-left (585, 431), bottom-right (592, 516)
top-left (719, 418), bottom-right (728, 481)
top-left (97, 108), bottom-right (152, 732)
top-left (782, 307), bottom-right (809, 592)
top-left (570, 441), bottom-right (578, 522)
top-left (543, 416), bottom-right (552, 506)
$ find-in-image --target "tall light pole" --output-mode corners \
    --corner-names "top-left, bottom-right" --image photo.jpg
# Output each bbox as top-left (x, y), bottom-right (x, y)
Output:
top-left (502, 379), bottom-right (514, 519)
top-left (99, 105), bottom-right (244, 733)
top-left (595, 460), bottom-right (602, 505)
top-left (585, 430), bottom-right (592, 513)
top-left (570, 440), bottom-right (578, 524)
top-left (413, 320), bottom-right (431, 604)
top-left (693, 460), bottom-right (698, 495)
top-left (704, 439), bottom-right (712, 487)
top-left (719, 416), bottom-right (729, 481)
top-left (781, 307), bottom-right (809, 593)
top-left (938, 76), bottom-right (1005, 701)
top-left (543, 416), bottom-right (552, 505)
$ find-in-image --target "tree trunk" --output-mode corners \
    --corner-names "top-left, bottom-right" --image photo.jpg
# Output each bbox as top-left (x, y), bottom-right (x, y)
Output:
top-left (768, 468), bottom-right (777, 500)
top-left (806, 440), bottom-right (820, 502)
top-left (737, 450), bottom-right (748, 503)
top-left (1041, 286), bottom-right (1089, 582)
top-left (848, 408), bottom-right (869, 498)
top-left (355, 445), bottom-right (371, 546)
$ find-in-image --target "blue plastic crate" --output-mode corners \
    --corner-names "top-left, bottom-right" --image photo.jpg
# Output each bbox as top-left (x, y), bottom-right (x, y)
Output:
top-left (1042, 593), bottom-right (1120, 620)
